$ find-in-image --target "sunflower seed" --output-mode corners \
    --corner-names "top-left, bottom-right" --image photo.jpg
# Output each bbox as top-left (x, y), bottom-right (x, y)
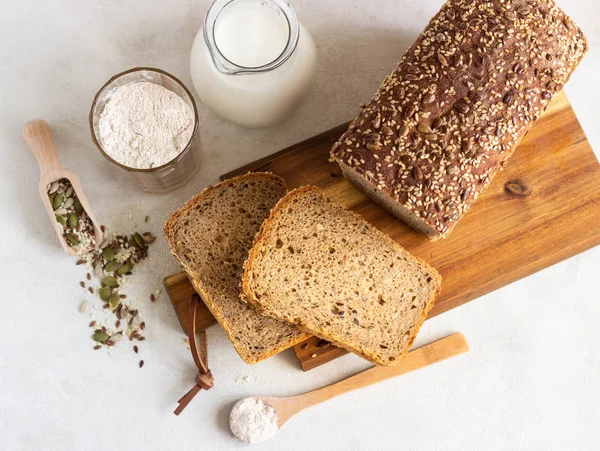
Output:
top-left (79, 301), bottom-right (89, 314)
top-left (461, 188), bottom-right (471, 201)
top-left (513, 63), bottom-right (524, 74)
top-left (94, 263), bottom-right (104, 279)
top-left (399, 124), bottom-right (410, 138)
top-left (437, 53), bottom-right (449, 67)
top-left (454, 102), bottom-right (470, 114)
top-left (372, 114), bottom-right (381, 129)
top-left (413, 166), bottom-right (424, 181)
top-left (404, 105), bottom-right (417, 119)
top-left (381, 126), bottom-right (394, 136)
top-left (417, 121), bottom-right (432, 134)
top-left (422, 93), bottom-right (436, 105)
top-left (48, 181), bottom-right (59, 194)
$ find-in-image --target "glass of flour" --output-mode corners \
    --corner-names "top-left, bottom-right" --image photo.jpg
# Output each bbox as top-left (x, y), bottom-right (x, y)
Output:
top-left (90, 67), bottom-right (200, 193)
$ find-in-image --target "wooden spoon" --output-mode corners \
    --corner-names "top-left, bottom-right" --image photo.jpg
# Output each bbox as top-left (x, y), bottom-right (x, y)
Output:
top-left (235, 333), bottom-right (468, 442)
top-left (23, 120), bottom-right (103, 255)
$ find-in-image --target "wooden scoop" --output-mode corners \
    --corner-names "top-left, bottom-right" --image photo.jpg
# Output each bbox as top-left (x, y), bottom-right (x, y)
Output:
top-left (238, 333), bottom-right (468, 442)
top-left (23, 120), bottom-right (103, 255)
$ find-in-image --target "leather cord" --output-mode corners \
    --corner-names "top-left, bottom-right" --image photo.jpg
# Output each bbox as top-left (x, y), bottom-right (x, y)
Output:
top-left (174, 294), bottom-right (214, 416)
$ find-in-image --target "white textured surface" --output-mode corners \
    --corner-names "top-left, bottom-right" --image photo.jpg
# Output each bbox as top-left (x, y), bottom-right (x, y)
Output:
top-left (0, 1), bottom-right (599, 450)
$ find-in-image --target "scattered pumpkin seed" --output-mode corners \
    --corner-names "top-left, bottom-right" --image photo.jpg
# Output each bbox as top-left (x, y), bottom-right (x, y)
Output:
top-left (109, 293), bottom-right (120, 310)
top-left (98, 286), bottom-right (111, 302)
top-left (128, 235), bottom-right (137, 248)
top-left (102, 247), bottom-right (115, 261)
top-left (104, 261), bottom-right (121, 272)
top-left (133, 233), bottom-right (144, 249)
top-left (93, 332), bottom-right (109, 342)
top-left (68, 213), bottom-right (78, 229)
top-left (117, 263), bottom-right (133, 275)
top-left (101, 276), bottom-right (118, 287)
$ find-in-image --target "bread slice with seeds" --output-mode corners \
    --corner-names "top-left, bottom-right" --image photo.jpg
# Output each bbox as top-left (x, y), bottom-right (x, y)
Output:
top-left (241, 185), bottom-right (441, 366)
top-left (164, 173), bottom-right (308, 364)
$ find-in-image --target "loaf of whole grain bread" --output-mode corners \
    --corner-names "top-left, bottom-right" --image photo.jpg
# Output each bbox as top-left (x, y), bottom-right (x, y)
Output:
top-left (241, 186), bottom-right (441, 366)
top-left (163, 173), bottom-right (308, 364)
top-left (330, 0), bottom-right (587, 240)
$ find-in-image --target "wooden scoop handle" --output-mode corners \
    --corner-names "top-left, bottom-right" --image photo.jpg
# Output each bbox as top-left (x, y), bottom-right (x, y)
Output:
top-left (22, 120), bottom-right (63, 173)
top-left (289, 333), bottom-right (469, 412)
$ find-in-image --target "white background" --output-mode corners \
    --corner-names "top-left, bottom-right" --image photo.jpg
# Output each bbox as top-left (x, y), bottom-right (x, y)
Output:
top-left (1, 1), bottom-right (599, 450)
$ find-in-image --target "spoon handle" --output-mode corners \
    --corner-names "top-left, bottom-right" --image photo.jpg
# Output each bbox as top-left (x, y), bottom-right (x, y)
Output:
top-left (22, 120), bottom-right (63, 174)
top-left (293, 333), bottom-right (469, 410)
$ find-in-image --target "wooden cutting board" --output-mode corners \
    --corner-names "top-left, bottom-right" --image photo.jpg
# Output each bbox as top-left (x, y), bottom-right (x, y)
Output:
top-left (164, 91), bottom-right (600, 371)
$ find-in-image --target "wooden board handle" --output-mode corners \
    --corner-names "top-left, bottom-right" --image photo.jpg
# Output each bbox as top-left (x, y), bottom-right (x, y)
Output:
top-left (22, 120), bottom-right (63, 174)
top-left (294, 333), bottom-right (469, 410)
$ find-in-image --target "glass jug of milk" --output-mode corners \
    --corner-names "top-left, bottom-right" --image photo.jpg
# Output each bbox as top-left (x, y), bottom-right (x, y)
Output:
top-left (190, 0), bottom-right (317, 128)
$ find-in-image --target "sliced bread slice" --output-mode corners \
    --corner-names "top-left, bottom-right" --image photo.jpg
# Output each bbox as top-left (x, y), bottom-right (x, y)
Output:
top-left (241, 185), bottom-right (442, 366)
top-left (164, 173), bottom-right (309, 364)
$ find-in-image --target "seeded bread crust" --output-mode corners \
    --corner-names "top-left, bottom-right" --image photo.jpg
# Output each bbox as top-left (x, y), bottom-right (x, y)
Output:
top-left (241, 185), bottom-right (442, 366)
top-left (330, 0), bottom-right (587, 240)
top-left (164, 173), bottom-right (309, 364)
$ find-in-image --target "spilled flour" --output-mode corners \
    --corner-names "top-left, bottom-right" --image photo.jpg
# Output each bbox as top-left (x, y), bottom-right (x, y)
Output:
top-left (98, 81), bottom-right (194, 169)
top-left (229, 398), bottom-right (278, 444)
